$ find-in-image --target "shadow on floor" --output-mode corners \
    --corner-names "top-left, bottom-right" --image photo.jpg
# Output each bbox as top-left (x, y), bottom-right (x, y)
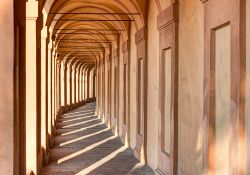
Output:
top-left (43, 102), bottom-right (154, 175)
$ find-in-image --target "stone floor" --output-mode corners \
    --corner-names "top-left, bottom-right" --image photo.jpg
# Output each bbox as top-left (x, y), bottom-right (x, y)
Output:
top-left (43, 102), bottom-right (154, 175)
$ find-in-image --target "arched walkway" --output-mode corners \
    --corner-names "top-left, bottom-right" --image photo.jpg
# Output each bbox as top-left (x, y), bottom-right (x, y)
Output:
top-left (0, 0), bottom-right (249, 175)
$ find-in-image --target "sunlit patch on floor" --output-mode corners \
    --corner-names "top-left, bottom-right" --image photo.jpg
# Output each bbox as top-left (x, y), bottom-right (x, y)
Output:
top-left (43, 103), bottom-right (154, 175)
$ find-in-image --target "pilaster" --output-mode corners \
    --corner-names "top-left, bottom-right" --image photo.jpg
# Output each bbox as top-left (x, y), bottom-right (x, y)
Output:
top-left (25, 0), bottom-right (38, 174)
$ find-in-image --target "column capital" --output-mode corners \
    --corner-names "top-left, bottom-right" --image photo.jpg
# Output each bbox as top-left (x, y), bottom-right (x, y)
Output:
top-left (26, 0), bottom-right (38, 20)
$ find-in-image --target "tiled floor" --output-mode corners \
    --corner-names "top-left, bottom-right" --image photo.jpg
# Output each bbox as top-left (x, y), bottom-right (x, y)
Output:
top-left (43, 102), bottom-right (154, 175)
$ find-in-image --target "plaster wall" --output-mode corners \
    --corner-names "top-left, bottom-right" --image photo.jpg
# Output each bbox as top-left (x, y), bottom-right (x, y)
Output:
top-left (178, 0), bottom-right (204, 174)
top-left (118, 39), bottom-right (124, 138)
top-left (160, 0), bottom-right (171, 10)
top-left (146, 0), bottom-right (160, 170)
top-left (215, 25), bottom-right (231, 174)
top-left (246, 0), bottom-right (250, 173)
top-left (0, 0), bottom-right (14, 174)
top-left (129, 22), bottom-right (137, 149)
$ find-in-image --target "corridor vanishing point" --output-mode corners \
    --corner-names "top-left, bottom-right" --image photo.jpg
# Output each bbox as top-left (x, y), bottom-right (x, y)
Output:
top-left (0, 0), bottom-right (250, 175)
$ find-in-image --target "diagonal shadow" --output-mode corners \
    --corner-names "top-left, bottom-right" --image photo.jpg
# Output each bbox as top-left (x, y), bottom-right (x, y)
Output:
top-left (43, 102), bottom-right (153, 175)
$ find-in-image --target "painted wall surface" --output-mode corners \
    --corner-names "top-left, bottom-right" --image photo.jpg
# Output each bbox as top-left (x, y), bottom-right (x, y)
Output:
top-left (215, 25), bottom-right (231, 174)
top-left (0, 0), bottom-right (14, 174)
top-left (130, 22), bottom-right (137, 149)
top-left (178, 0), bottom-right (204, 174)
top-left (119, 39), bottom-right (124, 138)
top-left (246, 0), bottom-right (250, 173)
top-left (160, 0), bottom-right (171, 10)
top-left (146, 0), bottom-right (160, 170)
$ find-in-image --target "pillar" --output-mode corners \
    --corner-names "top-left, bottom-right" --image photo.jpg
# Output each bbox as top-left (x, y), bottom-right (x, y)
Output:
top-left (47, 41), bottom-right (52, 143)
top-left (79, 66), bottom-right (81, 102)
top-left (134, 27), bottom-right (148, 163)
top-left (41, 26), bottom-right (48, 158)
top-left (92, 71), bottom-right (96, 98)
top-left (85, 71), bottom-right (89, 99)
top-left (76, 67), bottom-right (79, 103)
top-left (51, 49), bottom-right (56, 127)
top-left (60, 61), bottom-right (65, 108)
top-left (78, 64), bottom-right (83, 102)
top-left (82, 68), bottom-right (85, 101)
top-left (96, 61), bottom-right (101, 116)
top-left (25, 0), bottom-right (38, 173)
top-left (56, 60), bottom-right (61, 114)
top-left (67, 63), bottom-right (71, 106)
top-left (64, 62), bottom-right (67, 107)
top-left (71, 65), bottom-right (75, 104)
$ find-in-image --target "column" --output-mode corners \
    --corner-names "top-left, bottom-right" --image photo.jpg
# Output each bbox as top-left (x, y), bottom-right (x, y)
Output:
top-left (60, 61), bottom-right (65, 108)
top-left (79, 66), bottom-right (83, 102)
top-left (78, 65), bottom-right (83, 102)
top-left (41, 26), bottom-right (48, 157)
top-left (96, 63), bottom-right (99, 115)
top-left (71, 66), bottom-right (75, 104)
top-left (82, 68), bottom-right (86, 101)
top-left (76, 68), bottom-right (79, 103)
top-left (47, 41), bottom-right (52, 143)
top-left (51, 50), bottom-right (55, 128)
top-left (56, 60), bottom-right (61, 114)
top-left (67, 63), bottom-right (71, 106)
top-left (85, 71), bottom-right (88, 99)
top-left (25, 0), bottom-right (38, 173)
top-left (69, 65), bottom-right (73, 107)
top-left (93, 72), bottom-right (96, 98)
top-left (64, 63), bottom-right (67, 107)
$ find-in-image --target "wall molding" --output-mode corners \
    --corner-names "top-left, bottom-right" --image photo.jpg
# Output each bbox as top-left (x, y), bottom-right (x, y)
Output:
top-left (202, 0), bottom-right (246, 174)
top-left (156, 3), bottom-right (178, 175)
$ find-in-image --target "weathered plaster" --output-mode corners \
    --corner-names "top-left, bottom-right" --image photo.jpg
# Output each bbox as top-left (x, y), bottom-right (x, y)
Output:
top-left (146, 0), bottom-right (160, 171)
top-left (178, 0), bottom-right (204, 174)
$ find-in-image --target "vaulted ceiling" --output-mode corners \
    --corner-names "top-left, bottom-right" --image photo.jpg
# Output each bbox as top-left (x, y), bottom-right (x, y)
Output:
top-left (41, 0), bottom-right (152, 69)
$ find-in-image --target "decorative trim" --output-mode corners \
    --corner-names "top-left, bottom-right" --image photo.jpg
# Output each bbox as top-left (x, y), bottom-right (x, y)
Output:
top-left (26, 0), bottom-right (38, 19)
top-left (157, 3), bottom-right (178, 175)
top-left (122, 40), bottom-right (129, 53)
top-left (157, 4), bottom-right (178, 31)
top-left (134, 26), bottom-right (148, 163)
top-left (202, 0), bottom-right (246, 174)
top-left (135, 27), bottom-right (148, 45)
top-left (122, 41), bottom-right (130, 64)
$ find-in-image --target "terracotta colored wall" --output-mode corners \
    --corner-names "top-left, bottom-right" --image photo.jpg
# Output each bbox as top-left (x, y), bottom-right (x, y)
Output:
top-left (129, 22), bottom-right (137, 149)
top-left (246, 0), bottom-right (250, 173)
top-left (146, 0), bottom-right (160, 170)
top-left (178, 0), bottom-right (204, 174)
top-left (214, 25), bottom-right (231, 174)
top-left (0, 0), bottom-right (14, 174)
